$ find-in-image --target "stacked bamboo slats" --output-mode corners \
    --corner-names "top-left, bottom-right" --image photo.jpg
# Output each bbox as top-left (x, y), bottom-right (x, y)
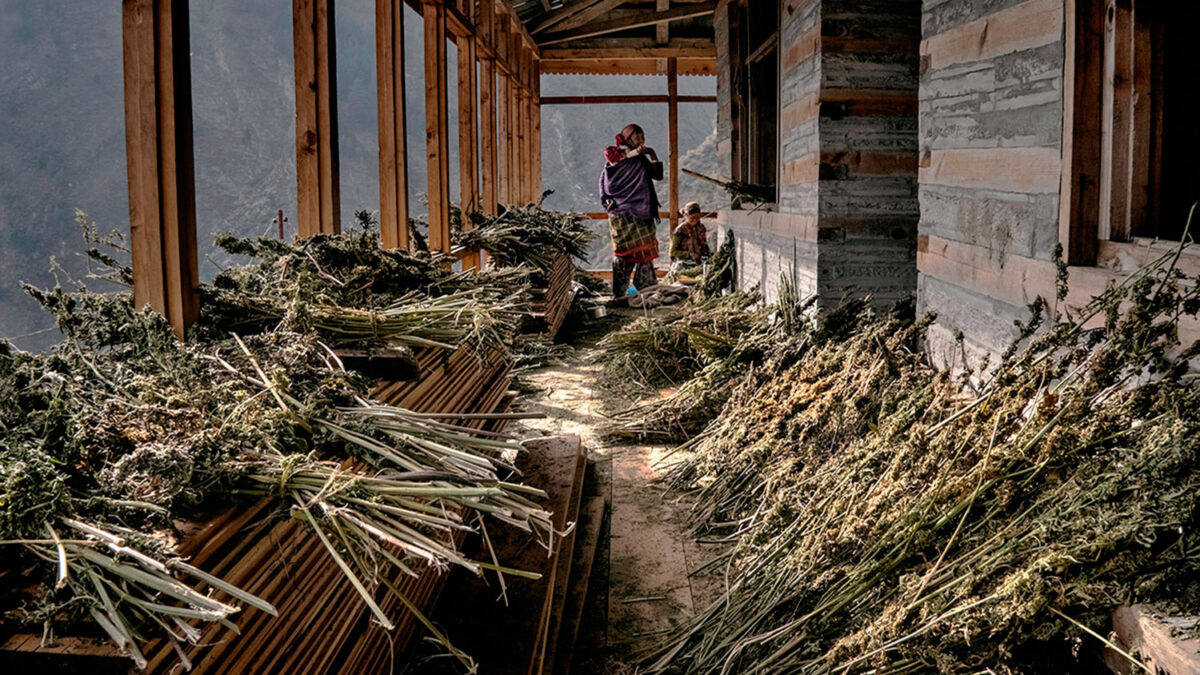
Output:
top-left (432, 434), bottom-right (603, 675)
top-left (0, 341), bottom-right (517, 674)
top-left (524, 253), bottom-right (574, 339)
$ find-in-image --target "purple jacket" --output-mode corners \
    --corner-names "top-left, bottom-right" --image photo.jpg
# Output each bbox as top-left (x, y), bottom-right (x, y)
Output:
top-left (599, 154), bottom-right (663, 220)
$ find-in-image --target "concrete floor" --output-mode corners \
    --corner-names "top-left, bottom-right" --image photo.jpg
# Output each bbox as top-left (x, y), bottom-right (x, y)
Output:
top-left (516, 314), bottom-right (727, 674)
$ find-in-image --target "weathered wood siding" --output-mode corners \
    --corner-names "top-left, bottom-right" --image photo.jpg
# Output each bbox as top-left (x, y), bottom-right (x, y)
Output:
top-left (714, 0), bottom-right (919, 307)
top-left (817, 0), bottom-right (920, 307)
top-left (916, 0), bottom-right (1067, 370)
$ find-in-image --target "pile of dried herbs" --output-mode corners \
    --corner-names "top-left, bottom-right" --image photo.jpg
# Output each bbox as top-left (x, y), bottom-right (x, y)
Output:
top-left (644, 244), bottom-right (1200, 673)
top-left (602, 275), bottom-right (814, 442)
top-left (454, 204), bottom-right (595, 272)
top-left (204, 226), bottom-right (529, 357)
top-left (594, 289), bottom-right (765, 394)
top-left (0, 228), bottom-right (552, 671)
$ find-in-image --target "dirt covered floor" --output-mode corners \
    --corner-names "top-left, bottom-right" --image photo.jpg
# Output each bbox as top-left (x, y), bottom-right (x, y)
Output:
top-left (514, 310), bottom-right (726, 674)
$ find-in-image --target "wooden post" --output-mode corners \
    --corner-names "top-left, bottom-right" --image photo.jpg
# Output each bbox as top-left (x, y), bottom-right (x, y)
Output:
top-left (533, 57), bottom-right (542, 202)
top-left (506, 74), bottom-right (518, 205)
top-left (376, 0), bottom-right (409, 250)
top-left (457, 33), bottom-right (480, 268)
top-left (496, 72), bottom-right (509, 206)
top-left (293, 0), bottom-right (341, 237)
top-left (1058, 0), bottom-right (1102, 266)
top-left (480, 55), bottom-right (498, 216)
top-left (516, 52), bottom-right (529, 204)
top-left (1099, 0), bottom-right (1132, 242)
top-left (122, 0), bottom-right (199, 340)
top-left (424, 0), bottom-right (451, 253)
top-left (667, 56), bottom-right (679, 233)
top-left (457, 33), bottom-right (479, 218)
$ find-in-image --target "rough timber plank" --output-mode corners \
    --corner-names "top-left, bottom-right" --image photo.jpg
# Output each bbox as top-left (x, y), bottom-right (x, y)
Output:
top-left (919, 0), bottom-right (1063, 71)
top-left (551, 496), bottom-right (606, 675)
top-left (432, 434), bottom-right (584, 674)
top-left (1106, 605), bottom-right (1200, 675)
top-left (541, 442), bottom-right (589, 674)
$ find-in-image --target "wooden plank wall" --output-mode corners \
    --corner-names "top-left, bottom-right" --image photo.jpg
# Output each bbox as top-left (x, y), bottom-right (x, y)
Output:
top-left (713, 0), bottom-right (918, 307)
top-left (815, 0), bottom-right (920, 308)
top-left (916, 0), bottom-right (1069, 370)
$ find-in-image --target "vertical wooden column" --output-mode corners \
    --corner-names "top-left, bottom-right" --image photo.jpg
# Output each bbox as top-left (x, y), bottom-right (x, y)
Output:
top-left (516, 50), bottom-right (529, 204)
top-left (1099, 0), bottom-right (1133, 242)
top-left (496, 73), bottom-right (509, 205)
top-left (457, 32), bottom-right (480, 268)
top-left (667, 57), bottom-right (679, 233)
top-left (532, 58), bottom-right (542, 202)
top-left (424, 0), bottom-right (451, 253)
top-left (122, 0), bottom-right (199, 339)
top-left (1058, 0), bottom-right (1102, 266)
top-left (376, 0), bottom-right (409, 250)
top-left (457, 34), bottom-right (479, 218)
top-left (479, 0), bottom-right (498, 216)
top-left (293, 0), bottom-right (341, 237)
top-left (480, 59), bottom-right (498, 216)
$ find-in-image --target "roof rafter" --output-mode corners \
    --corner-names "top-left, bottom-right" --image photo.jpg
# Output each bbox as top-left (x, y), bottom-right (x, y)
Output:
top-left (538, 1), bottom-right (715, 45)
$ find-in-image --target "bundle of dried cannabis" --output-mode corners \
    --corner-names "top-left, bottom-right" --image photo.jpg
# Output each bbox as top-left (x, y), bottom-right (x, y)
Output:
top-left (594, 289), bottom-right (765, 394)
top-left (0, 230), bottom-right (550, 670)
top-left (645, 243), bottom-right (1200, 673)
top-left (454, 204), bottom-right (595, 272)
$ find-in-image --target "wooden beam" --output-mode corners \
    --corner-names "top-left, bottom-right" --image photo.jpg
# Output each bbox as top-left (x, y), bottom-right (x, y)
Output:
top-left (539, 2), bottom-right (716, 46)
top-left (531, 0), bottom-right (625, 35)
top-left (424, 0), bottom-right (451, 252)
top-left (1058, 0), bottom-right (1101, 265)
top-left (376, 0), bottom-right (409, 250)
top-left (541, 94), bottom-right (715, 104)
top-left (122, 0), bottom-right (199, 339)
top-left (480, 53), bottom-right (498, 216)
top-left (293, 0), bottom-right (341, 237)
top-left (540, 57), bottom-right (716, 76)
top-left (457, 33), bottom-right (479, 217)
top-left (540, 41), bottom-right (716, 60)
top-left (667, 56), bottom-right (679, 233)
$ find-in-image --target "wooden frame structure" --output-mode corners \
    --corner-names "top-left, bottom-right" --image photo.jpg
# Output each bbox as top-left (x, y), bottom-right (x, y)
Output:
top-left (1060, 0), bottom-right (1190, 264)
top-left (122, 0), bottom-right (545, 334)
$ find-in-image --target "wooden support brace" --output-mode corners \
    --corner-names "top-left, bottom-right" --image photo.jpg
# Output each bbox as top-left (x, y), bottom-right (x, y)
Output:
top-left (424, 0), bottom-right (451, 253)
top-left (122, 0), bottom-right (199, 340)
top-left (480, 54), bottom-right (499, 217)
top-left (293, 0), bottom-right (342, 237)
top-left (376, 0), bottom-right (410, 250)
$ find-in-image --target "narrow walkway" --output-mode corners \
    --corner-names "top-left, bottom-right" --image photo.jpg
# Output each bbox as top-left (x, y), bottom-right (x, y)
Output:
top-left (515, 314), bottom-right (726, 673)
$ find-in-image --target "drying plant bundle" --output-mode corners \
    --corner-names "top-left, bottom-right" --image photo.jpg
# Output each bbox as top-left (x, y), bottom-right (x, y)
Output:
top-left (206, 229), bottom-right (530, 356)
top-left (646, 242), bottom-right (1200, 674)
top-left (0, 232), bottom-right (551, 670)
top-left (725, 181), bottom-right (775, 209)
top-left (454, 205), bottom-right (596, 272)
top-left (699, 230), bottom-right (738, 299)
top-left (595, 289), bottom-right (764, 392)
top-left (606, 277), bottom-right (815, 443)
